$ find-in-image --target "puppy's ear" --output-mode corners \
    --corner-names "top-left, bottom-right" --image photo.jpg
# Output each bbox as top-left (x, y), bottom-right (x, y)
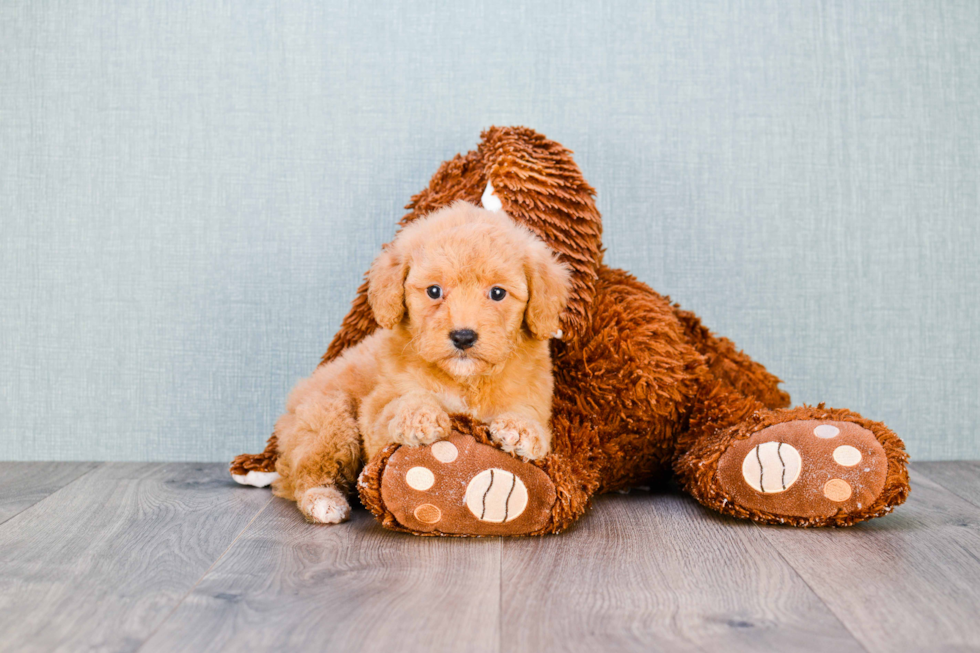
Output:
top-left (367, 243), bottom-right (409, 329)
top-left (524, 242), bottom-right (571, 340)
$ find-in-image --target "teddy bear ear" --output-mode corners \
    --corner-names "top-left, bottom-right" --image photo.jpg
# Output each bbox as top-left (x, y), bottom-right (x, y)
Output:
top-left (481, 179), bottom-right (503, 212)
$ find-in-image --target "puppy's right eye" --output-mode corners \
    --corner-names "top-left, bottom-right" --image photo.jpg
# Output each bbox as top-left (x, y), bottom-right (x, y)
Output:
top-left (426, 285), bottom-right (442, 300)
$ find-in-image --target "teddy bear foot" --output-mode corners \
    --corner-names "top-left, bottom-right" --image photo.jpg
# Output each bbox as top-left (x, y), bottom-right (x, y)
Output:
top-left (358, 434), bottom-right (557, 536)
top-left (715, 419), bottom-right (893, 523)
top-left (230, 435), bottom-right (279, 486)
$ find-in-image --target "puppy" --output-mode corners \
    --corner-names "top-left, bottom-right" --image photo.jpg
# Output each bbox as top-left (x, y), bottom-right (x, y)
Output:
top-left (272, 201), bottom-right (571, 524)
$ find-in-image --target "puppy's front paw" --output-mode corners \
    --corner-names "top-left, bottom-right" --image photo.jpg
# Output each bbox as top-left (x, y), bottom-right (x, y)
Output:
top-left (389, 400), bottom-right (451, 447)
top-left (490, 415), bottom-right (551, 460)
top-left (298, 485), bottom-right (351, 524)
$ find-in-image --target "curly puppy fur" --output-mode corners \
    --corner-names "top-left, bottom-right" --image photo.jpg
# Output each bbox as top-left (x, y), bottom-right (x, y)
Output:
top-left (272, 201), bottom-right (570, 523)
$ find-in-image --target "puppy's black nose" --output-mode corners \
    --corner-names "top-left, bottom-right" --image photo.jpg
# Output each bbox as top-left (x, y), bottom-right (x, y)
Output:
top-left (450, 329), bottom-right (478, 350)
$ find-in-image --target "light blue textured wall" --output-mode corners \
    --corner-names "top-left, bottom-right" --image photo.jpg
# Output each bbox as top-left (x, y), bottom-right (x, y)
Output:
top-left (1, 1), bottom-right (978, 461)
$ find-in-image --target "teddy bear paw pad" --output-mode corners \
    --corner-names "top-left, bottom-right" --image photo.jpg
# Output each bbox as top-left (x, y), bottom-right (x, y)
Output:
top-left (716, 420), bottom-right (888, 519)
top-left (379, 434), bottom-right (556, 536)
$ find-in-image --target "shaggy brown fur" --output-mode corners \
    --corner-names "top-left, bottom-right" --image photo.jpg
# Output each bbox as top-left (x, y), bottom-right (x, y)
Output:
top-left (233, 126), bottom-right (909, 534)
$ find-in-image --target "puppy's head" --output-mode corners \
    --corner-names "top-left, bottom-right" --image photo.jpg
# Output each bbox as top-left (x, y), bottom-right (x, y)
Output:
top-left (367, 201), bottom-right (570, 378)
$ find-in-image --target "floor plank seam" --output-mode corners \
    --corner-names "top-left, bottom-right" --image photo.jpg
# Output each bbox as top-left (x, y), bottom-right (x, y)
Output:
top-left (912, 466), bottom-right (980, 512)
top-left (750, 522), bottom-right (873, 653)
top-left (0, 462), bottom-right (105, 529)
top-left (497, 538), bottom-right (504, 653)
top-left (3, 463), bottom-right (977, 651)
top-left (135, 494), bottom-right (275, 652)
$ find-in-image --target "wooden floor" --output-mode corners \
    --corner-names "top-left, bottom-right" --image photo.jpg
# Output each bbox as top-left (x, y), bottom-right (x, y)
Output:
top-left (1, 463), bottom-right (979, 652)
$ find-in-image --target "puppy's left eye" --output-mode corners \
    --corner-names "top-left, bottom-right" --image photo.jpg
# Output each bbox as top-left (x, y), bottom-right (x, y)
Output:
top-left (489, 287), bottom-right (507, 301)
top-left (426, 285), bottom-right (442, 300)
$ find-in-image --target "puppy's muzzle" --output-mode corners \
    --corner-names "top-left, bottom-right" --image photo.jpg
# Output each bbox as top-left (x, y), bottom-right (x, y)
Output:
top-left (449, 329), bottom-right (478, 351)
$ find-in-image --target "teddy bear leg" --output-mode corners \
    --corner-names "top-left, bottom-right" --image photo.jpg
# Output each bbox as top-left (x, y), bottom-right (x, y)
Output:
top-left (357, 416), bottom-right (590, 536)
top-left (230, 435), bottom-right (280, 487)
top-left (672, 306), bottom-right (791, 410)
top-left (674, 382), bottom-right (910, 526)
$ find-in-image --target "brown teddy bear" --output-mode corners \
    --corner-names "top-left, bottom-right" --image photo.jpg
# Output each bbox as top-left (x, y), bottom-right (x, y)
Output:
top-left (232, 126), bottom-right (909, 536)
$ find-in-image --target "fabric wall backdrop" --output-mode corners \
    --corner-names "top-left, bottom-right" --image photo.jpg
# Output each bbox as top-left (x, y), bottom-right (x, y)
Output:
top-left (1, 1), bottom-right (977, 462)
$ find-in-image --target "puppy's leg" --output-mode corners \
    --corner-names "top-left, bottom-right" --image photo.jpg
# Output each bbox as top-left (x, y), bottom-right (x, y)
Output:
top-left (384, 392), bottom-right (452, 447)
top-left (490, 413), bottom-right (552, 460)
top-left (297, 485), bottom-right (350, 525)
top-left (273, 391), bottom-right (362, 524)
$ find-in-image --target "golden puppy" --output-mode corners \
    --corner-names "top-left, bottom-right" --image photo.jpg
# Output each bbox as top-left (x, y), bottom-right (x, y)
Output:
top-left (272, 201), bottom-right (571, 523)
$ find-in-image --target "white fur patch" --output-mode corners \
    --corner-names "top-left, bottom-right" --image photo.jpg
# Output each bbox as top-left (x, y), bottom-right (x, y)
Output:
top-left (303, 486), bottom-right (351, 524)
top-left (443, 357), bottom-right (479, 378)
top-left (231, 470), bottom-right (280, 488)
top-left (310, 497), bottom-right (348, 524)
top-left (481, 180), bottom-right (503, 212)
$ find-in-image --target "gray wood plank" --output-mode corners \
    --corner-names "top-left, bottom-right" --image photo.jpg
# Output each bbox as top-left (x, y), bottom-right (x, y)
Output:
top-left (140, 498), bottom-right (501, 653)
top-left (499, 491), bottom-right (866, 653)
top-left (0, 463), bottom-right (271, 653)
top-left (758, 469), bottom-right (980, 652)
top-left (914, 461), bottom-right (980, 509)
top-left (0, 462), bottom-right (100, 525)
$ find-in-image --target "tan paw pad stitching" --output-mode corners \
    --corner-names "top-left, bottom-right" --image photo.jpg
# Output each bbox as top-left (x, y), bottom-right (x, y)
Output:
top-left (823, 479), bottom-right (852, 502)
top-left (405, 466), bottom-right (435, 491)
top-left (813, 424), bottom-right (840, 439)
top-left (741, 442), bottom-right (802, 493)
top-left (431, 440), bottom-right (458, 463)
top-left (464, 468), bottom-right (528, 522)
top-left (414, 503), bottom-right (442, 524)
top-left (833, 445), bottom-right (862, 467)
